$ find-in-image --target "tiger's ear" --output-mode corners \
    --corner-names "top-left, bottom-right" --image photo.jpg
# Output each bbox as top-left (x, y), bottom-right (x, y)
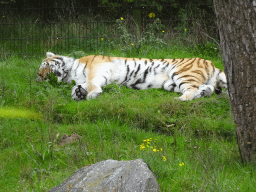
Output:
top-left (46, 52), bottom-right (55, 58)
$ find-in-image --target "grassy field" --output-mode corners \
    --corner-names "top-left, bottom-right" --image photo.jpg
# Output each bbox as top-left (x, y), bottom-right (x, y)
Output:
top-left (1, 46), bottom-right (255, 192)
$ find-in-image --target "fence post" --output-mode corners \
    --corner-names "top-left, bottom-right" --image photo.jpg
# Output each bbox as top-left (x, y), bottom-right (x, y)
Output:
top-left (43, 0), bottom-right (54, 23)
top-left (134, 0), bottom-right (141, 31)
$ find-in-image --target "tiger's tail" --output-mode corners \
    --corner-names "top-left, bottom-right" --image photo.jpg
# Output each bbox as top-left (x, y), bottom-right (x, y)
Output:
top-left (214, 71), bottom-right (227, 95)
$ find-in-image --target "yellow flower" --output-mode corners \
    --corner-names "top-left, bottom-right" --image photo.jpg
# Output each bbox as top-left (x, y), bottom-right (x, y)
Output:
top-left (131, 43), bottom-right (134, 46)
top-left (152, 148), bottom-right (157, 152)
top-left (140, 144), bottom-right (145, 150)
top-left (121, 17), bottom-right (124, 20)
top-left (184, 29), bottom-right (187, 32)
top-left (101, 38), bottom-right (104, 41)
top-left (162, 30), bottom-right (165, 33)
top-left (148, 12), bottom-right (155, 18)
top-left (179, 162), bottom-right (185, 166)
top-left (162, 156), bottom-right (167, 161)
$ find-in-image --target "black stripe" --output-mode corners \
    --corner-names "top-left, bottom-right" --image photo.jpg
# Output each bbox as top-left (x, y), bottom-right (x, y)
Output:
top-left (177, 75), bottom-right (201, 83)
top-left (91, 56), bottom-right (97, 63)
top-left (142, 67), bottom-right (149, 83)
top-left (63, 70), bottom-right (69, 81)
top-left (153, 64), bottom-right (160, 75)
top-left (179, 82), bottom-right (198, 90)
top-left (171, 72), bottom-right (178, 80)
top-left (161, 63), bottom-right (168, 71)
top-left (103, 76), bottom-right (108, 85)
top-left (83, 69), bottom-right (86, 79)
top-left (130, 67), bottom-right (149, 89)
top-left (179, 82), bottom-right (186, 89)
top-left (130, 79), bottom-right (141, 90)
top-left (191, 70), bottom-right (206, 81)
top-left (134, 64), bottom-right (141, 77)
top-left (121, 65), bottom-right (130, 85)
top-left (149, 66), bottom-right (152, 73)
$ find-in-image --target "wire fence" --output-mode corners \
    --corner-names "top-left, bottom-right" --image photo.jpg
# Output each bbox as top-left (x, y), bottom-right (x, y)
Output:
top-left (0, 1), bottom-right (218, 58)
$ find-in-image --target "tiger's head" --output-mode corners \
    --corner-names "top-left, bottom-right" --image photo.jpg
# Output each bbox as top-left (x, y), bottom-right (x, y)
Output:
top-left (37, 52), bottom-right (74, 83)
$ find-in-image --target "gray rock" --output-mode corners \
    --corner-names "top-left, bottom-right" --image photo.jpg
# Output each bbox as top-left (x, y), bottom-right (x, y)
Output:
top-left (49, 159), bottom-right (160, 192)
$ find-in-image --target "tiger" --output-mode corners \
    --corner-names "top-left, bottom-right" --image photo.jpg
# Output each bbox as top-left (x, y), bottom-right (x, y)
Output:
top-left (37, 52), bottom-right (227, 101)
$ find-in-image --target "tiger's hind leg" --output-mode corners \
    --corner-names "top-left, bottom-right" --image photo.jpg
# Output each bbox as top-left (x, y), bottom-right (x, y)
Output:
top-left (178, 84), bottom-right (214, 101)
top-left (178, 88), bottom-right (199, 101)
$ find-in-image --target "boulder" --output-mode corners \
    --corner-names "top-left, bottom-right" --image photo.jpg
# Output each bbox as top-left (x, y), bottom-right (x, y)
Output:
top-left (49, 159), bottom-right (160, 192)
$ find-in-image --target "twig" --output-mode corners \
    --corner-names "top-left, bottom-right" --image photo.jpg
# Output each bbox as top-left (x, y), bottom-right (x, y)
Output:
top-left (200, 31), bottom-right (220, 47)
top-left (23, 149), bottom-right (41, 168)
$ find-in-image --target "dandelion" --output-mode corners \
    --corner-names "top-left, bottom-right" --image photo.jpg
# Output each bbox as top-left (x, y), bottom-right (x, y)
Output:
top-left (162, 30), bottom-right (165, 33)
top-left (131, 43), bottom-right (134, 46)
top-left (152, 148), bottom-right (157, 152)
top-left (121, 17), bottom-right (124, 20)
top-left (162, 156), bottom-right (167, 161)
top-left (140, 144), bottom-right (146, 150)
top-left (101, 38), bottom-right (104, 41)
top-left (179, 162), bottom-right (185, 166)
top-left (148, 12), bottom-right (155, 18)
top-left (184, 29), bottom-right (187, 32)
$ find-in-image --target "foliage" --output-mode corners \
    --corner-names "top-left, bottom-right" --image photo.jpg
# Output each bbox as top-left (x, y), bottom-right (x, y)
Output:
top-left (110, 16), bottom-right (166, 57)
top-left (189, 42), bottom-right (220, 58)
top-left (1, 46), bottom-right (255, 191)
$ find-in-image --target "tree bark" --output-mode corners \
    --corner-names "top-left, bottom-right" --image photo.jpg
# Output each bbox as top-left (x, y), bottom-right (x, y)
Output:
top-left (213, 0), bottom-right (256, 163)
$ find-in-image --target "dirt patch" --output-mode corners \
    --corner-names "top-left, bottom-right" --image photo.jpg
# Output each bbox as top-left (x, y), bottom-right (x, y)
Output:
top-left (58, 132), bottom-right (81, 146)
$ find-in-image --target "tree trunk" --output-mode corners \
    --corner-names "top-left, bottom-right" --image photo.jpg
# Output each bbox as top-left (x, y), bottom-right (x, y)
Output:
top-left (213, 0), bottom-right (256, 163)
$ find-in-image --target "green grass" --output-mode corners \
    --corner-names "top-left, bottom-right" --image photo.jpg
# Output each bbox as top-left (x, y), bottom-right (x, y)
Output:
top-left (1, 46), bottom-right (255, 192)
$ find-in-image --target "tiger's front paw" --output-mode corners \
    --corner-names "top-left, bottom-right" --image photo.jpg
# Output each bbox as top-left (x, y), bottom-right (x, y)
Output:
top-left (72, 85), bottom-right (88, 101)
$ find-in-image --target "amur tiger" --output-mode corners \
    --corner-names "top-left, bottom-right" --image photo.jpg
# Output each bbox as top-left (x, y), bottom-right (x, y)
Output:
top-left (37, 52), bottom-right (227, 101)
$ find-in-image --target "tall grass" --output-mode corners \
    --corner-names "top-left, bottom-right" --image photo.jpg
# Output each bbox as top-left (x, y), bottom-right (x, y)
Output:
top-left (1, 9), bottom-right (254, 192)
top-left (0, 5), bottom-right (219, 59)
